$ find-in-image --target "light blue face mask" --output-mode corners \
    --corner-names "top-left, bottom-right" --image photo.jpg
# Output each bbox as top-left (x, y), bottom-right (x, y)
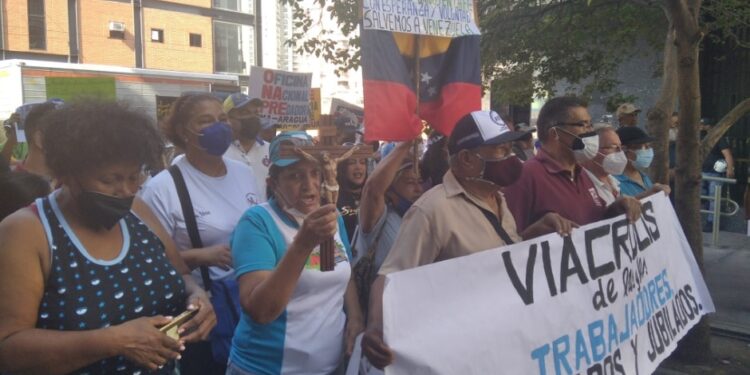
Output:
top-left (632, 148), bottom-right (654, 170)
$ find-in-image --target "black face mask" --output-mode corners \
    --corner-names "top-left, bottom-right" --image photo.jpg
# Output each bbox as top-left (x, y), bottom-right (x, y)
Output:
top-left (239, 118), bottom-right (261, 140)
top-left (77, 191), bottom-right (134, 230)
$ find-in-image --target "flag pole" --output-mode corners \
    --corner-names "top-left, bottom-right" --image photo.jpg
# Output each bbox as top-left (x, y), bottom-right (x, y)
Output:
top-left (412, 35), bottom-right (421, 176)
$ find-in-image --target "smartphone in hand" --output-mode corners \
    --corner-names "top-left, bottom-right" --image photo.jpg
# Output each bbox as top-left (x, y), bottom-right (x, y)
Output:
top-left (159, 309), bottom-right (198, 340)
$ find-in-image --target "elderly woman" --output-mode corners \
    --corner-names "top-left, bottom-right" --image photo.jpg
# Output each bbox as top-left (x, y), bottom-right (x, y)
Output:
top-left (228, 131), bottom-right (363, 375)
top-left (0, 101), bottom-right (215, 375)
top-left (140, 93), bottom-right (261, 374)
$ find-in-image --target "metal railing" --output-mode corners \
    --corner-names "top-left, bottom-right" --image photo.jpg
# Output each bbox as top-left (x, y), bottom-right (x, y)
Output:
top-left (700, 174), bottom-right (740, 246)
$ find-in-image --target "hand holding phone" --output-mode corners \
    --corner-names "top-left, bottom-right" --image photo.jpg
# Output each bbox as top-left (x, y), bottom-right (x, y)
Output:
top-left (159, 309), bottom-right (198, 340)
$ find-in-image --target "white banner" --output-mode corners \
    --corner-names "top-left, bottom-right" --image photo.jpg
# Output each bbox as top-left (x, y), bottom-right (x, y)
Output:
top-left (362, 0), bottom-right (480, 37)
top-left (383, 194), bottom-right (714, 375)
top-left (248, 66), bottom-right (312, 130)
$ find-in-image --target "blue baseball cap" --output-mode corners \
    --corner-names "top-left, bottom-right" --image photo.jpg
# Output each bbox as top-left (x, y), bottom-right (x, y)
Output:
top-left (269, 131), bottom-right (314, 167)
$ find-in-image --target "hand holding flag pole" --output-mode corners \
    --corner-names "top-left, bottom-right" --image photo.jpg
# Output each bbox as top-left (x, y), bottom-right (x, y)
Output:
top-left (282, 144), bottom-right (370, 271)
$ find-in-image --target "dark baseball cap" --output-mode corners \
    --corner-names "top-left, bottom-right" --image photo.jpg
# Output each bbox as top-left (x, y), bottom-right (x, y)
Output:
top-left (616, 126), bottom-right (654, 146)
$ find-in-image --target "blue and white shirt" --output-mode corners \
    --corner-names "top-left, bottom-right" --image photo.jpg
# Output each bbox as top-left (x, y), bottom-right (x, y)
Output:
top-left (230, 199), bottom-right (352, 375)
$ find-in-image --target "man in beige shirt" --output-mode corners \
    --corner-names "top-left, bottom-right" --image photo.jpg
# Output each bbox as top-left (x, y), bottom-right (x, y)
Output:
top-left (362, 111), bottom-right (574, 369)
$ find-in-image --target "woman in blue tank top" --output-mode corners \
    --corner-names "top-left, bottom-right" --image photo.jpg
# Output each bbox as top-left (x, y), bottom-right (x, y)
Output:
top-left (0, 101), bottom-right (216, 374)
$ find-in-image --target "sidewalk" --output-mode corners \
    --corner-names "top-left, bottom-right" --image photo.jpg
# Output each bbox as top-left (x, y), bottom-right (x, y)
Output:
top-left (703, 231), bottom-right (750, 336)
top-left (655, 230), bottom-right (750, 374)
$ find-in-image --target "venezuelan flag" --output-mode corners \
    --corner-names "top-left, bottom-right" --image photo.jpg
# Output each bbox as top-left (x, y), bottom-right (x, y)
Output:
top-left (362, 30), bottom-right (481, 141)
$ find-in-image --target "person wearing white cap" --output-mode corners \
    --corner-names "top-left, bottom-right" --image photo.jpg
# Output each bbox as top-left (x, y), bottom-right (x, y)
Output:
top-left (615, 102), bottom-right (641, 128)
top-left (362, 110), bottom-right (572, 369)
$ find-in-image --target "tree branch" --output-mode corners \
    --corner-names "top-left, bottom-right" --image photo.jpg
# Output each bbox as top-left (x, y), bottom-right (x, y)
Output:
top-left (699, 97), bottom-right (750, 158)
top-left (646, 11), bottom-right (678, 184)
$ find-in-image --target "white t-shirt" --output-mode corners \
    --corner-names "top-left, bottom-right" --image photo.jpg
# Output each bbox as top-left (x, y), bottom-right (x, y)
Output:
top-left (140, 157), bottom-right (260, 284)
top-left (224, 139), bottom-right (271, 202)
top-left (583, 168), bottom-right (620, 206)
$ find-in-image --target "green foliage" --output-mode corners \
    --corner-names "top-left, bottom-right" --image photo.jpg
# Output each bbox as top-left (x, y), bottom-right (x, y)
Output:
top-left (605, 93), bottom-right (638, 113)
top-left (282, 0), bottom-right (361, 76)
top-left (702, 0), bottom-right (750, 49)
top-left (480, 0), bottom-right (664, 105)
top-left (284, 0), bottom-right (749, 102)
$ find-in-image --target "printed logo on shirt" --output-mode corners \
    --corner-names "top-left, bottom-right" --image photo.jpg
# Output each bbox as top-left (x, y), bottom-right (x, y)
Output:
top-left (194, 208), bottom-right (211, 218)
top-left (588, 187), bottom-right (604, 207)
top-left (246, 192), bottom-right (259, 205)
top-left (340, 206), bottom-right (359, 217)
top-left (304, 240), bottom-right (347, 270)
top-left (262, 155), bottom-right (271, 167)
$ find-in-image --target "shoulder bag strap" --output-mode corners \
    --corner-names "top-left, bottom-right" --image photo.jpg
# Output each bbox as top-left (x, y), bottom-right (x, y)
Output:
top-left (464, 195), bottom-right (515, 245)
top-left (168, 165), bottom-right (213, 291)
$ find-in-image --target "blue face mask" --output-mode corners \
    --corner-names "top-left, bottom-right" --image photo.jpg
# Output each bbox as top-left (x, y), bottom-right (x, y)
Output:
top-left (389, 189), bottom-right (414, 217)
top-left (632, 148), bottom-right (654, 170)
top-left (198, 122), bottom-right (233, 156)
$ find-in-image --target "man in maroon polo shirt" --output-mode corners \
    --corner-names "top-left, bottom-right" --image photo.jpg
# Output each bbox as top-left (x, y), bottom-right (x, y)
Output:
top-left (504, 96), bottom-right (642, 239)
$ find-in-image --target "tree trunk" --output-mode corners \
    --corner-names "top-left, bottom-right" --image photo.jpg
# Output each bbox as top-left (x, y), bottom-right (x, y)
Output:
top-left (667, 0), bottom-right (712, 363)
top-left (647, 13), bottom-right (678, 185)
top-left (699, 97), bottom-right (750, 157)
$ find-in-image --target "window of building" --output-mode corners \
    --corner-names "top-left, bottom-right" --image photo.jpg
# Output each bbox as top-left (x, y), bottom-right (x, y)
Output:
top-left (213, 0), bottom-right (252, 14)
top-left (189, 33), bottom-right (202, 47)
top-left (109, 21), bottom-right (125, 39)
top-left (28, 0), bottom-right (46, 50)
top-left (151, 28), bottom-right (164, 43)
top-left (214, 21), bottom-right (254, 74)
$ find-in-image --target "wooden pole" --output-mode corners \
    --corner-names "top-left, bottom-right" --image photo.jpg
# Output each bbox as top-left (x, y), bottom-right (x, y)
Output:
top-left (412, 35), bottom-right (421, 177)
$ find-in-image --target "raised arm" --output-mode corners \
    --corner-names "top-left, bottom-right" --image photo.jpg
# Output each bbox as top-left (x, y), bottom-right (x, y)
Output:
top-left (359, 140), bottom-right (417, 233)
top-left (233, 204), bottom-right (339, 324)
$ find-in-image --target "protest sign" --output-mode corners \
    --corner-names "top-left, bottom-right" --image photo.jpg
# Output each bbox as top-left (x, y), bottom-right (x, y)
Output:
top-left (330, 98), bottom-right (364, 133)
top-left (383, 194), bottom-right (714, 375)
top-left (248, 66), bottom-right (312, 131)
top-left (155, 95), bottom-right (177, 122)
top-left (362, 0), bottom-right (480, 37)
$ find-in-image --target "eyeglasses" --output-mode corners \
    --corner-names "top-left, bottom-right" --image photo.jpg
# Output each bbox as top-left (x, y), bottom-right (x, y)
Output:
top-left (554, 121), bottom-right (593, 130)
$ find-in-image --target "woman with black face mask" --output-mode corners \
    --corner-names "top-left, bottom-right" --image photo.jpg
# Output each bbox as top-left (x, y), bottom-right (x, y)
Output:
top-left (0, 100), bottom-right (216, 375)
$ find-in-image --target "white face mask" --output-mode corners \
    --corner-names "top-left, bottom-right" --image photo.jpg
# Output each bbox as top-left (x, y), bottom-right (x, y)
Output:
top-left (599, 150), bottom-right (628, 175)
top-left (573, 133), bottom-right (599, 163)
top-left (523, 148), bottom-right (535, 161)
top-left (276, 189), bottom-right (310, 226)
top-left (285, 207), bottom-right (308, 226)
top-left (556, 127), bottom-right (598, 162)
top-left (668, 128), bottom-right (678, 142)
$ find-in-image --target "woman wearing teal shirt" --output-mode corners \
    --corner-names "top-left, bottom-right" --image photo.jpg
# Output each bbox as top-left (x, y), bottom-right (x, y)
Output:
top-left (228, 132), bottom-right (363, 375)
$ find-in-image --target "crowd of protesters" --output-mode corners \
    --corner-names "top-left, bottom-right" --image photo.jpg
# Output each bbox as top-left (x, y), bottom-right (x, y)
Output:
top-left (0, 93), bottom-right (700, 375)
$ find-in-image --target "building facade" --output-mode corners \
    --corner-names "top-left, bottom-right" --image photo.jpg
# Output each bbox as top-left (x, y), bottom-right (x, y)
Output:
top-left (0, 0), bottom-right (257, 76)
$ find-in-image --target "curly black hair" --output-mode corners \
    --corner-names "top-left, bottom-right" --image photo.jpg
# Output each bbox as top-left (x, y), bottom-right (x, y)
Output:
top-left (42, 100), bottom-right (164, 178)
top-left (162, 93), bottom-right (221, 149)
